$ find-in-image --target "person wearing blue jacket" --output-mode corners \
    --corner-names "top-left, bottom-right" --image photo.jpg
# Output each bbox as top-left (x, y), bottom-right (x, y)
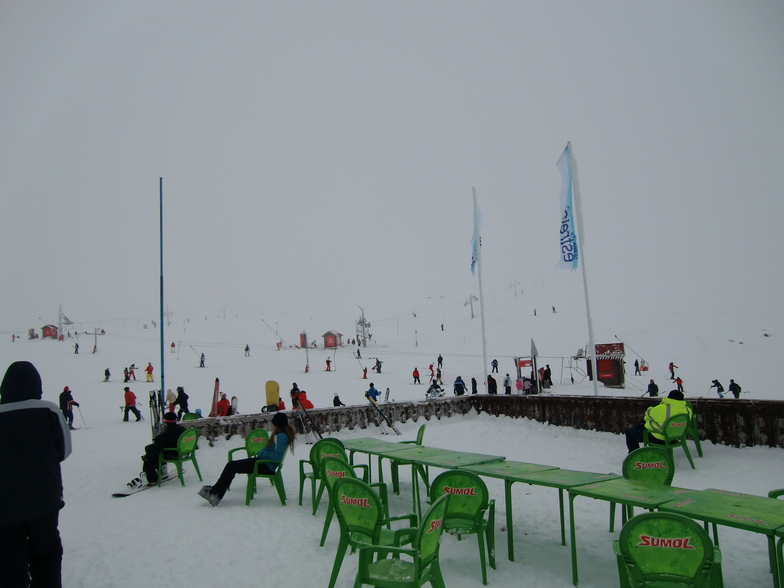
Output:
top-left (198, 412), bottom-right (296, 506)
top-left (365, 383), bottom-right (380, 402)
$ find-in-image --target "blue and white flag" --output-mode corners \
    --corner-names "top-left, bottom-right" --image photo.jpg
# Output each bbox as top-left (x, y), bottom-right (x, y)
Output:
top-left (470, 203), bottom-right (482, 275)
top-left (556, 145), bottom-right (578, 270)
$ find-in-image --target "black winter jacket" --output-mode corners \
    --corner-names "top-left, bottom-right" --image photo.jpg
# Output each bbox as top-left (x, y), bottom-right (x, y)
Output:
top-left (0, 361), bottom-right (72, 528)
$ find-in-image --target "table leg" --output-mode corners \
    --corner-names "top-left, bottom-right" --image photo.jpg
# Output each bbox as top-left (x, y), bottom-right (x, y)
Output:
top-left (768, 535), bottom-right (780, 588)
top-left (505, 480), bottom-right (515, 561)
top-left (558, 489), bottom-right (566, 546)
top-left (568, 492), bottom-right (579, 586)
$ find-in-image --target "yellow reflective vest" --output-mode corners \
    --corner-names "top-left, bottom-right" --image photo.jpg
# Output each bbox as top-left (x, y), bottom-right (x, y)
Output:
top-left (644, 397), bottom-right (692, 441)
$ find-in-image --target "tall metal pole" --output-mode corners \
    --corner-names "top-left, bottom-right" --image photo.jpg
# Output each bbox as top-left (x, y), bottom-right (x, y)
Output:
top-left (159, 178), bottom-right (165, 402)
top-left (568, 143), bottom-right (599, 397)
top-left (473, 188), bottom-right (489, 392)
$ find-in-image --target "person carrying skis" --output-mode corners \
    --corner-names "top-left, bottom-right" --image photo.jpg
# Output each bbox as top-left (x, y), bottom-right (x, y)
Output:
top-left (366, 383), bottom-right (380, 402)
top-left (216, 393), bottom-right (231, 417)
top-left (173, 386), bottom-right (190, 419)
top-left (59, 386), bottom-right (79, 430)
top-left (123, 387), bottom-right (142, 422)
top-left (198, 412), bottom-right (296, 507)
top-left (144, 362), bottom-right (154, 382)
top-left (503, 374), bottom-right (512, 395)
top-left (453, 376), bottom-right (466, 396)
top-left (728, 379), bottom-right (741, 399)
top-left (0, 361), bottom-right (72, 587)
top-left (333, 393), bottom-right (345, 407)
top-left (647, 379), bottom-right (659, 398)
top-left (141, 412), bottom-right (185, 485)
top-left (412, 368), bottom-right (420, 384)
top-left (710, 379), bottom-right (725, 399)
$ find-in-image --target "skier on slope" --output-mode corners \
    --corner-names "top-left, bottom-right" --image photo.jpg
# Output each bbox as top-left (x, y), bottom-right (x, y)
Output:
top-left (123, 387), bottom-right (142, 422)
top-left (710, 379), bottom-right (725, 399)
top-left (426, 381), bottom-right (443, 399)
top-left (728, 379), bottom-right (742, 399)
top-left (58, 386), bottom-right (79, 430)
top-left (144, 363), bottom-right (153, 382)
top-left (173, 386), bottom-right (190, 419)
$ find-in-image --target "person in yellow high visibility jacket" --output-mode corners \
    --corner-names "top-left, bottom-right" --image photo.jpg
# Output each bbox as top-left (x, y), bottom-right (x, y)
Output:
top-left (625, 390), bottom-right (692, 453)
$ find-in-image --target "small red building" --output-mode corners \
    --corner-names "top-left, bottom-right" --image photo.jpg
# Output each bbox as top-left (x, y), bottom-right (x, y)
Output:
top-left (586, 342), bottom-right (626, 388)
top-left (42, 325), bottom-right (59, 339)
top-left (322, 331), bottom-right (343, 348)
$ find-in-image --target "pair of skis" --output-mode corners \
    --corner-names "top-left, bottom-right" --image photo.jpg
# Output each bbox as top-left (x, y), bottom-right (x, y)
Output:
top-left (366, 392), bottom-right (401, 435)
top-left (294, 399), bottom-right (323, 444)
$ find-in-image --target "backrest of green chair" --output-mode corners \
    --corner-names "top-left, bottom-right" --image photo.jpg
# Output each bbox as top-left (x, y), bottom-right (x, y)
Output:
top-left (177, 429), bottom-right (199, 456)
top-left (416, 493), bottom-right (450, 569)
top-left (181, 412), bottom-right (201, 421)
top-left (332, 477), bottom-right (384, 544)
top-left (245, 428), bottom-right (270, 456)
top-left (415, 424), bottom-right (426, 445)
top-left (661, 414), bottom-right (691, 443)
top-left (321, 457), bottom-right (357, 493)
top-left (618, 512), bottom-right (714, 585)
top-left (623, 447), bottom-right (674, 485)
top-left (310, 438), bottom-right (348, 471)
top-left (429, 470), bottom-right (489, 531)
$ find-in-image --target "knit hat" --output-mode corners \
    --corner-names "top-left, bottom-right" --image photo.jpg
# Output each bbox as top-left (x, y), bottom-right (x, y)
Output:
top-left (271, 412), bottom-right (288, 428)
top-left (163, 412), bottom-right (178, 423)
top-left (668, 390), bottom-right (684, 400)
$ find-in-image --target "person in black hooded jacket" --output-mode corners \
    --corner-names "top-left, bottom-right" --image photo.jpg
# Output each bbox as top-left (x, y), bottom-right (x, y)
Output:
top-left (0, 360), bottom-right (72, 588)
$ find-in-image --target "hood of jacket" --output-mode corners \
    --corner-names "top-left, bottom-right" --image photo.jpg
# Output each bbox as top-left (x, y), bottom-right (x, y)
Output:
top-left (0, 361), bottom-right (43, 404)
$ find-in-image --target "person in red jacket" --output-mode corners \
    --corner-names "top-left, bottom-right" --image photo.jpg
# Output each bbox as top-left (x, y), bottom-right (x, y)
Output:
top-left (291, 389), bottom-right (313, 409)
top-left (412, 368), bottom-right (421, 384)
top-left (123, 387), bottom-right (142, 421)
top-left (216, 393), bottom-right (231, 416)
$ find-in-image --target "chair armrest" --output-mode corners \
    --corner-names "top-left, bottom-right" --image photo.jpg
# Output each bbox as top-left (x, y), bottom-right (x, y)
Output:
top-left (370, 482), bottom-right (389, 504)
top-left (228, 447), bottom-right (246, 461)
top-left (298, 459), bottom-right (314, 478)
top-left (252, 459), bottom-right (281, 474)
top-left (612, 540), bottom-right (622, 557)
top-left (713, 546), bottom-right (721, 564)
top-left (352, 464), bottom-right (370, 482)
top-left (392, 527), bottom-right (418, 545)
top-left (385, 513), bottom-right (419, 527)
top-left (358, 544), bottom-right (416, 559)
top-left (768, 489), bottom-right (784, 499)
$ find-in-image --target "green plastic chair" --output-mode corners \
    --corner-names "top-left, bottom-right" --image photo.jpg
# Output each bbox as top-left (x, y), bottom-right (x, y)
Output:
top-left (353, 493), bottom-right (451, 588)
top-left (388, 424), bottom-right (427, 494)
top-left (181, 412), bottom-right (202, 421)
top-left (328, 477), bottom-right (419, 588)
top-left (157, 428), bottom-right (202, 486)
top-left (769, 489), bottom-right (784, 587)
top-left (300, 438), bottom-right (369, 514)
top-left (319, 457), bottom-right (389, 547)
top-left (609, 447), bottom-right (674, 531)
top-left (428, 470), bottom-right (495, 585)
top-left (245, 449), bottom-right (288, 506)
top-left (228, 427), bottom-right (269, 461)
top-left (613, 511), bottom-right (723, 587)
top-left (684, 400), bottom-right (704, 458)
top-left (643, 413), bottom-right (696, 470)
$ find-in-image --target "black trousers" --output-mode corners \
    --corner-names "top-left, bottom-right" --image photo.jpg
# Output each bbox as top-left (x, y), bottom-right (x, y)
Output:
top-left (211, 458), bottom-right (275, 499)
top-left (124, 405), bottom-right (142, 421)
top-left (0, 511), bottom-right (63, 588)
top-left (625, 422), bottom-right (665, 453)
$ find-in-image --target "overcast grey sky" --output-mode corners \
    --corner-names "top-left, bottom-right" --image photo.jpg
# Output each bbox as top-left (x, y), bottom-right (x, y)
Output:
top-left (1, 1), bottom-right (782, 336)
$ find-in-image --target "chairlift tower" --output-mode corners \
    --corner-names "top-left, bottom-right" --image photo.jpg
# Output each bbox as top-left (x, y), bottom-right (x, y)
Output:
top-left (356, 306), bottom-right (371, 347)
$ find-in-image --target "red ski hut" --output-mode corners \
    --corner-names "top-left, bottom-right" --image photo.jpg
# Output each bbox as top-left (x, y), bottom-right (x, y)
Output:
top-left (322, 330), bottom-right (343, 349)
top-left (586, 342), bottom-right (625, 388)
top-left (42, 325), bottom-right (59, 339)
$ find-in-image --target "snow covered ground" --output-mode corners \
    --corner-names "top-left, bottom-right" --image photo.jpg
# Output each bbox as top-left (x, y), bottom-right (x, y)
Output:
top-left (2, 304), bottom-right (782, 588)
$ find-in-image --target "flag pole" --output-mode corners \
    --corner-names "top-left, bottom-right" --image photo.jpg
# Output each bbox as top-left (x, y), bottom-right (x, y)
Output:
top-left (567, 143), bottom-right (599, 396)
top-left (159, 177), bottom-right (165, 404)
top-left (473, 188), bottom-right (489, 392)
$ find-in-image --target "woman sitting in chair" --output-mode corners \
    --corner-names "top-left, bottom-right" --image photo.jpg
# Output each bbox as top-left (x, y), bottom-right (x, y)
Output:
top-left (199, 412), bottom-right (296, 506)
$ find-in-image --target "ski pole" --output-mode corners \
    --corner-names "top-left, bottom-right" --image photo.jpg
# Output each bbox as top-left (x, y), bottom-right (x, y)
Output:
top-left (77, 406), bottom-right (90, 429)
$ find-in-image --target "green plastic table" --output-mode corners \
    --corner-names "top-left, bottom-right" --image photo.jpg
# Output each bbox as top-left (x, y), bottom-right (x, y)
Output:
top-left (568, 478), bottom-right (693, 585)
top-left (659, 488), bottom-right (784, 588)
top-left (342, 437), bottom-right (415, 483)
top-left (376, 445), bottom-right (506, 516)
